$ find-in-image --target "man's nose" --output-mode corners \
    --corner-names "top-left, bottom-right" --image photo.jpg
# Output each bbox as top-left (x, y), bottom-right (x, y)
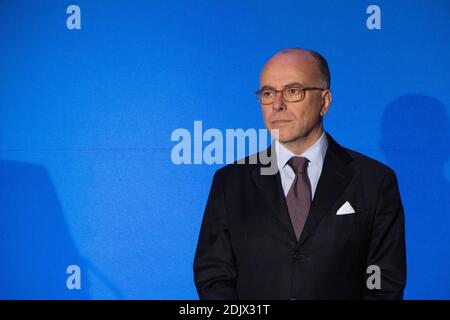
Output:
top-left (272, 92), bottom-right (286, 112)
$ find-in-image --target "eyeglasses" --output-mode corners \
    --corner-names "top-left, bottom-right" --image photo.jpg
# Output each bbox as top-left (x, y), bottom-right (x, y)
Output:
top-left (255, 86), bottom-right (326, 105)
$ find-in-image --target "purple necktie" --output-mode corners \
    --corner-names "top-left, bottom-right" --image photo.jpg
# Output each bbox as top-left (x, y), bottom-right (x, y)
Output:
top-left (286, 156), bottom-right (312, 241)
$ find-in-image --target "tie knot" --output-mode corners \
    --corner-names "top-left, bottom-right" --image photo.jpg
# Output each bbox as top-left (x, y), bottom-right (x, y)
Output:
top-left (288, 156), bottom-right (309, 174)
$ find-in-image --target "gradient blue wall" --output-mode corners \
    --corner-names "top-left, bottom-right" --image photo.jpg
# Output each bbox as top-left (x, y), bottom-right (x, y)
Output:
top-left (1, 0), bottom-right (449, 299)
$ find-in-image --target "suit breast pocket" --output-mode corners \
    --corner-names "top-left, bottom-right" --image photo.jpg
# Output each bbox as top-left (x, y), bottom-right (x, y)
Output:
top-left (326, 212), bottom-right (360, 226)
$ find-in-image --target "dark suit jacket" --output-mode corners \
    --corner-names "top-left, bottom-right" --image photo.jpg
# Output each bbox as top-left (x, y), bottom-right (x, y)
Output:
top-left (194, 133), bottom-right (406, 300)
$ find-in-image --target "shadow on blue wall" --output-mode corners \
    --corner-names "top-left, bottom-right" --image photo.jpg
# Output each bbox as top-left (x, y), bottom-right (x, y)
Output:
top-left (0, 158), bottom-right (90, 299)
top-left (380, 94), bottom-right (450, 299)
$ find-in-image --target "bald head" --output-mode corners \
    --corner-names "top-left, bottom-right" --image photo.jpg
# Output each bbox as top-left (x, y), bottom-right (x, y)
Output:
top-left (261, 48), bottom-right (330, 89)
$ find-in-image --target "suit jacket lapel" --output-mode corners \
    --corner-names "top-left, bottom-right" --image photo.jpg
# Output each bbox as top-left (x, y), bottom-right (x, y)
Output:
top-left (296, 133), bottom-right (355, 248)
top-left (251, 152), bottom-right (296, 240)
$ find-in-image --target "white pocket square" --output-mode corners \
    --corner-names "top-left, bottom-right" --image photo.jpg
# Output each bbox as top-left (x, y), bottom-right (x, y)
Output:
top-left (336, 201), bottom-right (356, 215)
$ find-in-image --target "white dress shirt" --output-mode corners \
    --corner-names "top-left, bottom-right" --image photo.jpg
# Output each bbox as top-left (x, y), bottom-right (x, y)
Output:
top-left (275, 131), bottom-right (328, 199)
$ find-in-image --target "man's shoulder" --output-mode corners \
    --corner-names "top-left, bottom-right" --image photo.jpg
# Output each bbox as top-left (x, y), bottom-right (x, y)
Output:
top-left (343, 147), bottom-right (396, 177)
top-left (326, 133), bottom-right (395, 176)
top-left (213, 150), bottom-right (270, 181)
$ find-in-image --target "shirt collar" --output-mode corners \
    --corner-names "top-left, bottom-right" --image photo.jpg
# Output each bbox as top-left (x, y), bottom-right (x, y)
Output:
top-left (275, 131), bottom-right (328, 170)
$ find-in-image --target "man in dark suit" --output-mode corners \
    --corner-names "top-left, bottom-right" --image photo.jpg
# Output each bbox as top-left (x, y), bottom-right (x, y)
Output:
top-left (193, 48), bottom-right (406, 299)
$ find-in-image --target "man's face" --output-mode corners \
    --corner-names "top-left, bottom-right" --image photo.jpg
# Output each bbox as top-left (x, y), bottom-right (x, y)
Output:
top-left (259, 51), bottom-right (330, 144)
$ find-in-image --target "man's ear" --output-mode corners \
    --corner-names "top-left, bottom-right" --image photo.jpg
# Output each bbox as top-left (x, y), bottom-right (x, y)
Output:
top-left (320, 89), bottom-right (332, 116)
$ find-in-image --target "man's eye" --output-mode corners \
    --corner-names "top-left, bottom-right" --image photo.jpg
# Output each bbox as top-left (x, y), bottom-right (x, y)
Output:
top-left (262, 91), bottom-right (274, 97)
top-left (287, 88), bottom-right (302, 95)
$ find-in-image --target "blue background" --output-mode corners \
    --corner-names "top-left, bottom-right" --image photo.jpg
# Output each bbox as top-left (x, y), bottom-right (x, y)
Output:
top-left (1, 0), bottom-right (449, 299)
